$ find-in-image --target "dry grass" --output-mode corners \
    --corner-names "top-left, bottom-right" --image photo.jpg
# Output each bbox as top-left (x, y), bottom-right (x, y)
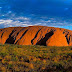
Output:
top-left (0, 44), bottom-right (72, 72)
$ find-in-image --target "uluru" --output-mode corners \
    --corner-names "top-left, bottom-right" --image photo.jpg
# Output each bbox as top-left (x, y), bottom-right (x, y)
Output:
top-left (0, 26), bottom-right (72, 46)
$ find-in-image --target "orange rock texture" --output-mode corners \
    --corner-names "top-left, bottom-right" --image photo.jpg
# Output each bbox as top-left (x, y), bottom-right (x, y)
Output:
top-left (0, 26), bottom-right (72, 46)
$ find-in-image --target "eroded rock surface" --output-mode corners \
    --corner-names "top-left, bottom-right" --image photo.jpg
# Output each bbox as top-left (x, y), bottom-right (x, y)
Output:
top-left (0, 26), bottom-right (72, 46)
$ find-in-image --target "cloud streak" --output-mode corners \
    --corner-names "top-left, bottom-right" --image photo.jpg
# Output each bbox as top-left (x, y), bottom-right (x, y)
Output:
top-left (0, 16), bottom-right (72, 30)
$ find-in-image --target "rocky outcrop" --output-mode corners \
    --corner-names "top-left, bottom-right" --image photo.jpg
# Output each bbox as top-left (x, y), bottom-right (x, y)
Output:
top-left (0, 26), bottom-right (72, 46)
top-left (46, 30), bottom-right (68, 46)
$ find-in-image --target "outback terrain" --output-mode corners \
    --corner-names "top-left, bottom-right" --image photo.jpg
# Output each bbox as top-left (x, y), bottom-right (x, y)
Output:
top-left (0, 26), bottom-right (72, 46)
top-left (0, 26), bottom-right (72, 72)
top-left (0, 44), bottom-right (72, 72)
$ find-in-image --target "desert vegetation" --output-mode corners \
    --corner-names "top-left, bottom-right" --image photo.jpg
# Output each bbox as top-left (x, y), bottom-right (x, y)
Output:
top-left (0, 44), bottom-right (72, 72)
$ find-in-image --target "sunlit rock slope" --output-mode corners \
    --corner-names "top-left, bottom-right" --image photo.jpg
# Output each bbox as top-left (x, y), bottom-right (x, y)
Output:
top-left (0, 26), bottom-right (72, 46)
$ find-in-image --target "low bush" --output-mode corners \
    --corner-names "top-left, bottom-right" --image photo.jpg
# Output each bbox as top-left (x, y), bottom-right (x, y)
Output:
top-left (0, 44), bottom-right (72, 72)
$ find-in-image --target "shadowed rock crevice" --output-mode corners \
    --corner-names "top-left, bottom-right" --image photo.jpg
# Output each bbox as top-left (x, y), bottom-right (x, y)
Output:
top-left (31, 28), bottom-right (43, 44)
top-left (65, 35), bottom-right (70, 44)
top-left (16, 28), bottom-right (25, 36)
top-left (5, 37), bottom-right (15, 44)
top-left (15, 29), bottom-right (28, 44)
top-left (5, 30), bottom-right (16, 44)
top-left (11, 28), bottom-right (25, 40)
top-left (36, 31), bottom-right (54, 46)
top-left (1, 31), bottom-right (5, 38)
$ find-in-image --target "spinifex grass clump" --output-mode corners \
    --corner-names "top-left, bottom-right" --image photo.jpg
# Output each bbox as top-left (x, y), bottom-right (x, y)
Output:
top-left (0, 44), bottom-right (72, 72)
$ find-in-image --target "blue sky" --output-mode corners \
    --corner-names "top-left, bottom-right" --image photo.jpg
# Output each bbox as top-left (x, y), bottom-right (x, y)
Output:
top-left (0, 0), bottom-right (72, 30)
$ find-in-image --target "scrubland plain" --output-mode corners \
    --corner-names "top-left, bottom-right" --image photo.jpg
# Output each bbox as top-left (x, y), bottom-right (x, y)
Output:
top-left (0, 44), bottom-right (72, 72)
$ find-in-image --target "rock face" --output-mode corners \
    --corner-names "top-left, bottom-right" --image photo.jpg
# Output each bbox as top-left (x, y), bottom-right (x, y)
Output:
top-left (46, 30), bottom-right (68, 46)
top-left (0, 26), bottom-right (72, 46)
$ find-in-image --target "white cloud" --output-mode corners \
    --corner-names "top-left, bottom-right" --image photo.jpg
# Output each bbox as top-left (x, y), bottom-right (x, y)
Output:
top-left (0, 19), bottom-right (12, 24)
top-left (0, 16), bottom-right (72, 30)
top-left (45, 20), bottom-right (51, 23)
top-left (15, 17), bottom-right (30, 20)
top-left (35, 23), bottom-right (42, 25)
top-left (0, 17), bottom-right (32, 28)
